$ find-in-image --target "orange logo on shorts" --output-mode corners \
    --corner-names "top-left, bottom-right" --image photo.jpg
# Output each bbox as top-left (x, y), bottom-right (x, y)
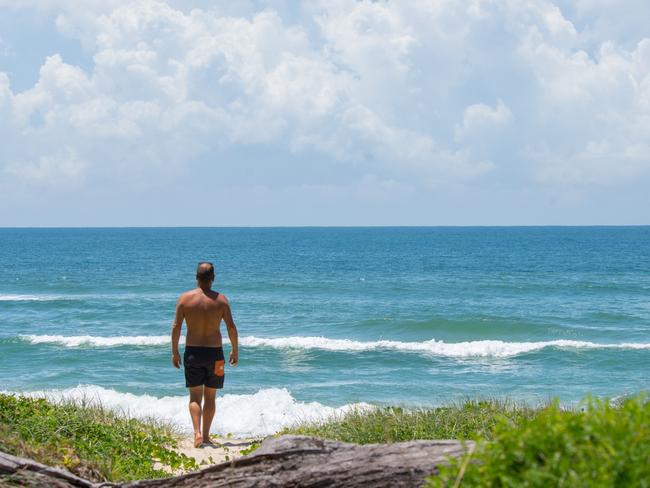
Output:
top-left (215, 360), bottom-right (225, 377)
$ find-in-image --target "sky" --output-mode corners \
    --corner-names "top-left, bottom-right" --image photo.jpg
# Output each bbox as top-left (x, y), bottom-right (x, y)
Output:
top-left (0, 0), bottom-right (649, 226)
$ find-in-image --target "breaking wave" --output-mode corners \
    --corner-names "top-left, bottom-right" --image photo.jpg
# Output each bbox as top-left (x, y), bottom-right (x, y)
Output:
top-left (4, 385), bottom-right (369, 437)
top-left (18, 334), bottom-right (650, 358)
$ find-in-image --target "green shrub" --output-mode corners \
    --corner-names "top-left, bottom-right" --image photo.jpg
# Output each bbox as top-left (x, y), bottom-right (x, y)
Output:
top-left (428, 395), bottom-right (650, 487)
top-left (0, 394), bottom-right (197, 482)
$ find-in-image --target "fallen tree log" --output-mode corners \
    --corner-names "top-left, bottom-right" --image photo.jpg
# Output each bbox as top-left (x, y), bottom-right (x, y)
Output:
top-left (1, 435), bottom-right (473, 488)
top-left (0, 449), bottom-right (94, 488)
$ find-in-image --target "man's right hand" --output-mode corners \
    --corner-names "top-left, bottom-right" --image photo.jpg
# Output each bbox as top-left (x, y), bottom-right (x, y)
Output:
top-left (229, 350), bottom-right (238, 366)
top-left (172, 352), bottom-right (181, 369)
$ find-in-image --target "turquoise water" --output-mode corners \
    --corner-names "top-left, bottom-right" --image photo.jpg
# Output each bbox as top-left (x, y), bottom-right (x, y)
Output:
top-left (1, 227), bottom-right (649, 435)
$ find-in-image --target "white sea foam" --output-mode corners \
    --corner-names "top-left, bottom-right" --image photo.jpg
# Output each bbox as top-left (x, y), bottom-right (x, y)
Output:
top-left (0, 293), bottom-right (175, 302)
top-left (18, 334), bottom-right (650, 357)
top-left (5, 385), bottom-right (369, 437)
top-left (0, 294), bottom-right (65, 301)
top-left (242, 336), bottom-right (650, 357)
top-left (20, 334), bottom-right (184, 347)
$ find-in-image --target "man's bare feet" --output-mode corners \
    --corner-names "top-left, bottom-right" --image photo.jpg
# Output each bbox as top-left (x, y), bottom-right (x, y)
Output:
top-left (193, 432), bottom-right (203, 448)
top-left (202, 436), bottom-right (215, 446)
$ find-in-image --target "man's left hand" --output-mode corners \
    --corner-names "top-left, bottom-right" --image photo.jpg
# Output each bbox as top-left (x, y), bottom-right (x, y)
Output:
top-left (229, 350), bottom-right (238, 366)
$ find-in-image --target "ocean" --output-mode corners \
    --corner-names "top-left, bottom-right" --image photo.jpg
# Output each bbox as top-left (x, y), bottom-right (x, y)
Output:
top-left (1, 227), bottom-right (649, 436)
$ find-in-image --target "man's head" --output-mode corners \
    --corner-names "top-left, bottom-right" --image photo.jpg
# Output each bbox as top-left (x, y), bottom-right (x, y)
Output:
top-left (196, 262), bottom-right (215, 288)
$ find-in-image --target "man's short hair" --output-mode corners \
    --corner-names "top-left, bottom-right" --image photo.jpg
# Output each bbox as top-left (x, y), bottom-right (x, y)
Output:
top-left (196, 262), bottom-right (215, 282)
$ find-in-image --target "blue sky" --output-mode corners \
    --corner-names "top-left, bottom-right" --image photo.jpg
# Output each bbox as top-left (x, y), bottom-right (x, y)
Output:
top-left (1, 0), bottom-right (649, 226)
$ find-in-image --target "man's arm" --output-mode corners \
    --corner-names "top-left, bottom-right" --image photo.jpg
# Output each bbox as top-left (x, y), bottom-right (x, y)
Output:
top-left (171, 297), bottom-right (184, 368)
top-left (223, 298), bottom-right (239, 366)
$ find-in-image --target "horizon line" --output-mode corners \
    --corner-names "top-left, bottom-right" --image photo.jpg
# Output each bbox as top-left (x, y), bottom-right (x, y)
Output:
top-left (1, 224), bottom-right (649, 230)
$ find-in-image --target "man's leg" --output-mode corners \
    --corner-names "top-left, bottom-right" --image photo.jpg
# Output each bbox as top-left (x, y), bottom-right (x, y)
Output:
top-left (188, 386), bottom-right (204, 447)
top-left (202, 387), bottom-right (217, 444)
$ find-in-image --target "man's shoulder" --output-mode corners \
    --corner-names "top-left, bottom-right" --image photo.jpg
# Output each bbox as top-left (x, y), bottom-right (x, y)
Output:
top-left (216, 292), bottom-right (229, 304)
top-left (178, 289), bottom-right (197, 301)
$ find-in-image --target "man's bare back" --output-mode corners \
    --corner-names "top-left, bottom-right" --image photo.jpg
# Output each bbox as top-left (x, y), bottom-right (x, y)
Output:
top-left (171, 284), bottom-right (239, 368)
top-left (178, 288), bottom-right (230, 348)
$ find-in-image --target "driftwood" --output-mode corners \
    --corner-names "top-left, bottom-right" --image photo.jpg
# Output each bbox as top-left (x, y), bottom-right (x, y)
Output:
top-left (0, 449), bottom-right (94, 487)
top-left (0, 435), bottom-right (473, 488)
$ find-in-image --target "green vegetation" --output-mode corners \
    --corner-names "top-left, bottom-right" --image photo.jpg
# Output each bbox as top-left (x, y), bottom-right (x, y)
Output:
top-left (0, 394), bottom-right (197, 483)
top-left (2, 393), bottom-right (647, 486)
top-left (240, 441), bottom-right (262, 456)
top-left (429, 395), bottom-right (650, 487)
top-left (284, 400), bottom-right (538, 443)
top-left (287, 395), bottom-right (649, 486)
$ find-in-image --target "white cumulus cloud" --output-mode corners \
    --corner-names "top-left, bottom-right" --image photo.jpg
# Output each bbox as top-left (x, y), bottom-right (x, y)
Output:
top-left (455, 100), bottom-right (513, 141)
top-left (0, 0), bottom-right (649, 224)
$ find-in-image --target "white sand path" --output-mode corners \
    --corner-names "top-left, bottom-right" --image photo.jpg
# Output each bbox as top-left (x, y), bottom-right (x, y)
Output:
top-left (156, 436), bottom-right (263, 474)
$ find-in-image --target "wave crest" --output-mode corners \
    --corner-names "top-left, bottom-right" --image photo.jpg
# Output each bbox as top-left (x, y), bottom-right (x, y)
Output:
top-left (18, 334), bottom-right (650, 358)
top-left (0, 294), bottom-right (65, 302)
top-left (20, 334), bottom-right (182, 347)
top-left (242, 336), bottom-right (650, 357)
top-left (4, 385), bottom-right (368, 437)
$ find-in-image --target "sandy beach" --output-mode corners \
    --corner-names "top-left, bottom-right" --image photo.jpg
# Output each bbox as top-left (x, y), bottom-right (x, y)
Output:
top-left (157, 435), bottom-right (262, 473)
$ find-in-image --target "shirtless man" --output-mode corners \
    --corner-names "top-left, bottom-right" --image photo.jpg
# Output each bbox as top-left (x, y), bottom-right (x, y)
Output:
top-left (171, 262), bottom-right (239, 447)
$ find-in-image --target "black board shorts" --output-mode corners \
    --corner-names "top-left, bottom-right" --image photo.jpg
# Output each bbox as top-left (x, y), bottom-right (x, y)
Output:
top-left (183, 346), bottom-right (225, 389)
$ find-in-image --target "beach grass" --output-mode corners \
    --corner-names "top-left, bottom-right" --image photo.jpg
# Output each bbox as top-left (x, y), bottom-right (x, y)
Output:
top-left (0, 393), bottom-right (197, 482)
top-left (283, 399), bottom-right (539, 443)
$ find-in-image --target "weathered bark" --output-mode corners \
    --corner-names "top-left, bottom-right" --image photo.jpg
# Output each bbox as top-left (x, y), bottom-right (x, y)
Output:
top-left (0, 449), bottom-right (94, 488)
top-left (1, 435), bottom-right (473, 488)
